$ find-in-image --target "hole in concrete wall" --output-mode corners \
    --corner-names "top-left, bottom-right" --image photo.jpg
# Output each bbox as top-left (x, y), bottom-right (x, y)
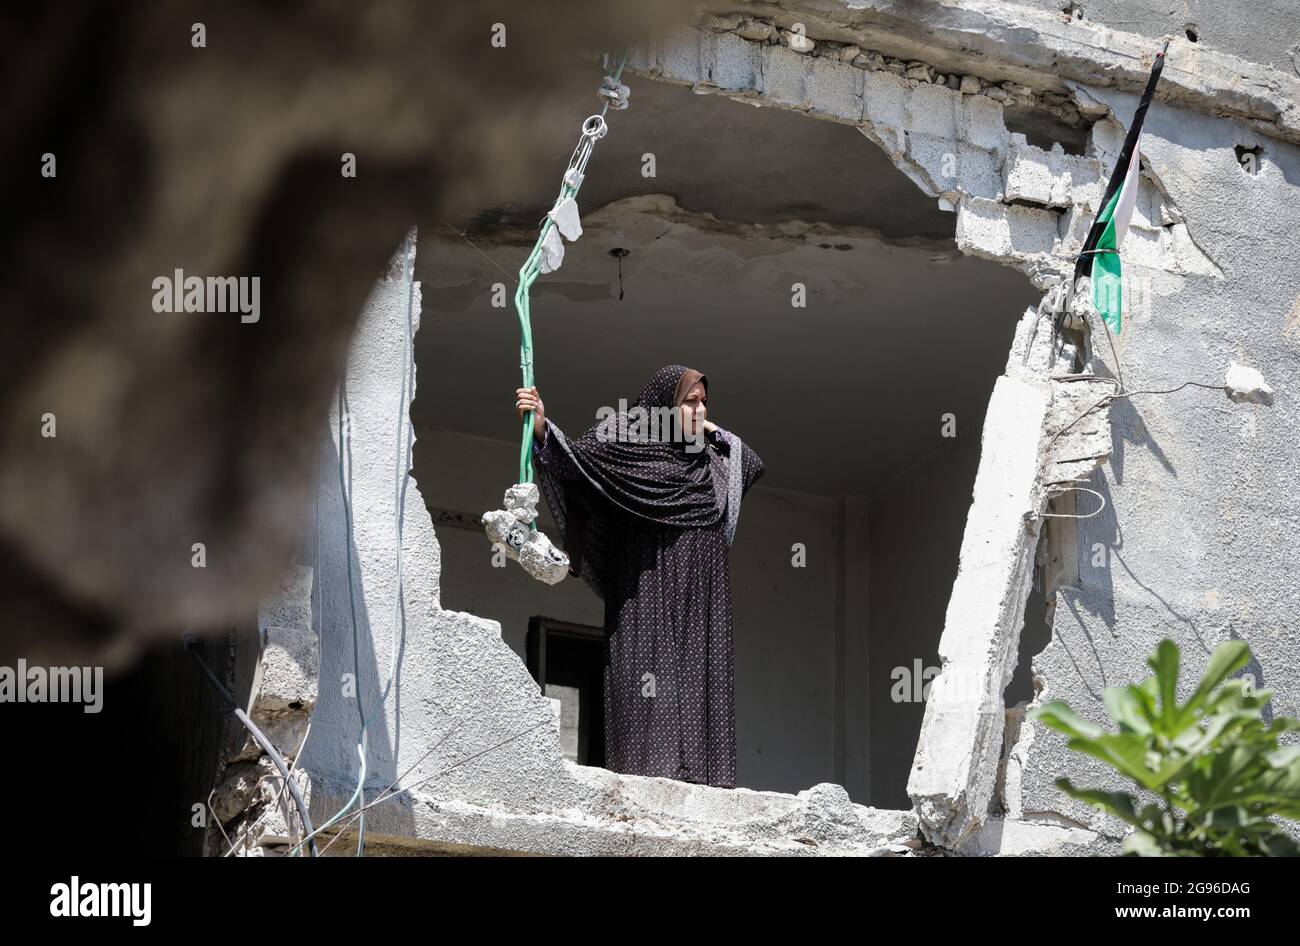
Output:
top-left (1061, 3), bottom-right (1084, 21)
top-left (1185, 26), bottom-right (1199, 43)
top-left (1003, 104), bottom-right (1090, 155)
top-left (412, 76), bottom-right (1039, 808)
top-left (1235, 144), bottom-right (1263, 175)
top-left (1006, 490), bottom-right (1078, 710)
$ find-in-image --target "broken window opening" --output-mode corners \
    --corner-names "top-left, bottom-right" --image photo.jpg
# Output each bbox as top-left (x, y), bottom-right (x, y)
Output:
top-left (411, 76), bottom-right (1043, 811)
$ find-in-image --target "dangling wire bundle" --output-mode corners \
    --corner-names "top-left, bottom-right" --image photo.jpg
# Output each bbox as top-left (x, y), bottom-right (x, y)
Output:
top-left (515, 48), bottom-right (630, 500)
top-left (479, 49), bottom-right (631, 586)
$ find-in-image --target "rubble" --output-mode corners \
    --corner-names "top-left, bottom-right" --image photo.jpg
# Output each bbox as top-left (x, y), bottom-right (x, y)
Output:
top-left (1225, 362), bottom-right (1274, 404)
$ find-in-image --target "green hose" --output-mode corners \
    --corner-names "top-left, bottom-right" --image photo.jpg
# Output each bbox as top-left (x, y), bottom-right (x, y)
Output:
top-left (514, 49), bottom-right (630, 500)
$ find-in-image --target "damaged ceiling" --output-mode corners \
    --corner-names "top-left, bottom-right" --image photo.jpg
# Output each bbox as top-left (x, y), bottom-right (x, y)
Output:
top-left (414, 77), bottom-right (1039, 499)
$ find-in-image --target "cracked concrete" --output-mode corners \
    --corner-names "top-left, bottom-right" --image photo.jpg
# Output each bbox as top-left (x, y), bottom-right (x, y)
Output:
top-left (628, 14), bottom-right (1222, 292)
top-left (244, 4), bottom-right (1299, 856)
top-left (256, 231), bottom-right (929, 857)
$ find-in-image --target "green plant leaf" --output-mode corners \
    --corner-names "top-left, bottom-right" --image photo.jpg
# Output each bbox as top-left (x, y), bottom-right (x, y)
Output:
top-left (1027, 701), bottom-right (1104, 740)
top-left (1045, 638), bottom-right (1300, 856)
top-left (1148, 639), bottom-right (1181, 731)
top-left (1069, 733), bottom-right (1165, 790)
top-left (1104, 685), bottom-right (1154, 735)
top-left (1266, 746), bottom-right (1300, 768)
top-left (1122, 831), bottom-right (1167, 856)
top-left (1055, 778), bottom-right (1144, 827)
top-left (1179, 640), bottom-right (1251, 726)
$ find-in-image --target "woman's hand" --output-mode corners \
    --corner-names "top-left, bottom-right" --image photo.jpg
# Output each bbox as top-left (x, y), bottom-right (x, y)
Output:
top-left (516, 386), bottom-right (545, 441)
top-left (702, 419), bottom-right (718, 434)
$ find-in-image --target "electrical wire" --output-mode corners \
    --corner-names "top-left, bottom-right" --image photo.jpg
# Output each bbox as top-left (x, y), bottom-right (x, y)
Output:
top-left (288, 231), bottom-right (419, 857)
top-left (183, 635), bottom-right (319, 857)
top-left (515, 47), bottom-right (631, 497)
top-left (288, 379), bottom-right (368, 857)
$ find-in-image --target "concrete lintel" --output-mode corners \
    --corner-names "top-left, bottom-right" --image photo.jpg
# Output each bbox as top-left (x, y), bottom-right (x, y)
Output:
top-left (906, 305), bottom-right (1055, 848)
top-left (698, 0), bottom-right (1300, 145)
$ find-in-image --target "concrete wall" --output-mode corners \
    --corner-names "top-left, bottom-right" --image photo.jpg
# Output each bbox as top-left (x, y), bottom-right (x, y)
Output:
top-left (1017, 0), bottom-right (1300, 73)
top-left (265, 4), bottom-right (1300, 856)
top-left (1009, 82), bottom-right (1300, 840)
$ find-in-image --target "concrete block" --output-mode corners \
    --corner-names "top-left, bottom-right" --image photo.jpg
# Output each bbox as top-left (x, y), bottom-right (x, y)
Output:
top-left (905, 132), bottom-right (956, 192)
top-left (711, 31), bottom-right (760, 91)
top-left (906, 135), bottom-right (1003, 201)
top-left (1003, 139), bottom-right (1104, 209)
top-left (907, 81), bottom-right (960, 139)
top-left (761, 44), bottom-right (811, 108)
top-left (808, 56), bottom-right (864, 121)
top-left (659, 28), bottom-right (704, 84)
top-left (958, 95), bottom-right (1007, 151)
top-left (1058, 205), bottom-right (1092, 254)
top-left (1003, 140), bottom-right (1056, 205)
top-left (1005, 203), bottom-right (1062, 257)
top-left (864, 70), bottom-right (908, 131)
top-left (957, 143), bottom-right (1004, 200)
top-left (956, 197), bottom-right (1059, 260)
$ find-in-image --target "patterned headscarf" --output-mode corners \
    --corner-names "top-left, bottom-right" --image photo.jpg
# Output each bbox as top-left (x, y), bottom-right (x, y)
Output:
top-left (534, 365), bottom-right (726, 598)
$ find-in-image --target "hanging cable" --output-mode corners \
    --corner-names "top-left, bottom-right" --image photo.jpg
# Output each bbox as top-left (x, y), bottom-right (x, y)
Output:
top-left (288, 232), bottom-right (420, 857)
top-left (183, 635), bottom-right (319, 858)
top-left (514, 48), bottom-right (631, 510)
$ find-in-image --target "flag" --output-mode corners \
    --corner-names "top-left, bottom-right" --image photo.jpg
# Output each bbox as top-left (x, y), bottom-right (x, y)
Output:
top-left (1073, 42), bottom-right (1168, 335)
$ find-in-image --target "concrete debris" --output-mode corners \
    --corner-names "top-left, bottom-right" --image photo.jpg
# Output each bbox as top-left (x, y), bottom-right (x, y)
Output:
top-left (539, 224), bottom-right (565, 274)
top-left (697, 12), bottom-right (743, 32)
top-left (734, 18), bottom-right (774, 43)
top-left (779, 29), bottom-right (814, 54)
top-left (548, 196), bottom-right (583, 242)
top-left (482, 483), bottom-right (570, 585)
top-left (1225, 362), bottom-right (1274, 404)
top-left (686, 4), bottom-right (1300, 147)
top-left (210, 759), bottom-right (274, 825)
top-left (905, 61), bottom-right (933, 83)
top-left (631, 20), bottom-right (1221, 289)
top-left (213, 564), bottom-right (319, 853)
top-left (503, 482), bottom-right (541, 522)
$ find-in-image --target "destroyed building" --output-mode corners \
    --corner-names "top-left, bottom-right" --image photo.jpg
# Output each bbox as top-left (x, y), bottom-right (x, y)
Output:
top-left (6, 2), bottom-right (1296, 857)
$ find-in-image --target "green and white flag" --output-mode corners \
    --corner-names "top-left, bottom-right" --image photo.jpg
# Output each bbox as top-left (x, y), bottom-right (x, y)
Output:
top-left (1073, 43), bottom-right (1168, 335)
top-left (1090, 137), bottom-right (1143, 334)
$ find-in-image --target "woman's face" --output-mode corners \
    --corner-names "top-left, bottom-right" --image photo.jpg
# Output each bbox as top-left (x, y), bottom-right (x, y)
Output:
top-left (678, 381), bottom-right (707, 437)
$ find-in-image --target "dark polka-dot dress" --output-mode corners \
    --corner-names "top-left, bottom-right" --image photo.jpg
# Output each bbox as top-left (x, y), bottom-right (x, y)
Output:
top-left (534, 416), bottom-right (765, 789)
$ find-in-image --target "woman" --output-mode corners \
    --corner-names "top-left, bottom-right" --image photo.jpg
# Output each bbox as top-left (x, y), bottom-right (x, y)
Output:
top-left (514, 365), bottom-right (765, 789)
